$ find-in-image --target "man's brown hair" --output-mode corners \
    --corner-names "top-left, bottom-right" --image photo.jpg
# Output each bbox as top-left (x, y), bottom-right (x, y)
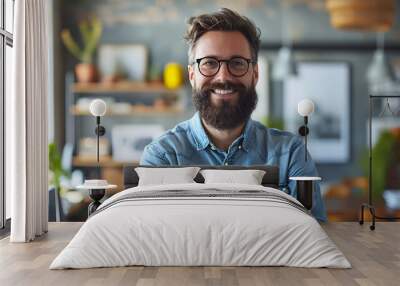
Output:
top-left (184, 8), bottom-right (261, 64)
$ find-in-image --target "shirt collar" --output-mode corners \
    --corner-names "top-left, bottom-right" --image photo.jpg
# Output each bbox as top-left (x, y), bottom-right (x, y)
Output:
top-left (189, 112), bottom-right (255, 152)
top-left (190, 112), bottom-right (210, 150)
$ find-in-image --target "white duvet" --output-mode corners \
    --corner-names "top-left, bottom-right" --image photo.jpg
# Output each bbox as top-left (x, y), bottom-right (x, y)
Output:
top-left (50, 183), bottom-right (351, 269)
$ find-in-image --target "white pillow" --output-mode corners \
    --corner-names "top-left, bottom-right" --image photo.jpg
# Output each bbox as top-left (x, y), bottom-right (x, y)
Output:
top-left (200, 169), bottom-right (266, 185)
top-left (135, 167), bottom-right (201, 186)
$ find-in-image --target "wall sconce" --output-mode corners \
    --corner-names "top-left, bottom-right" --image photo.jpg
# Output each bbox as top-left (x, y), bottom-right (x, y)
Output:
top-left (290, 99), bottom-right (321, 211)
top-left (77, 99), bottom-right (116, 216)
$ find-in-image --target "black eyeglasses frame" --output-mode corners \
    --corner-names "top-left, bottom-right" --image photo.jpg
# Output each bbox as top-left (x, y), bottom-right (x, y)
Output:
top-left (192, 56), bottom-right (256, 77)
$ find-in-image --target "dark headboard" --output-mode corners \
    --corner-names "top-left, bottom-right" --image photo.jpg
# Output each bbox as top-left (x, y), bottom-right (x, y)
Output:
top-left (123, 165), bottom-right (280, 189)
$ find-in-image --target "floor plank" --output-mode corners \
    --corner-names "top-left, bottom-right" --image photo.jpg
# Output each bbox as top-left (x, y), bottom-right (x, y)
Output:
top-left (0, 222), bottom-right (399, 286)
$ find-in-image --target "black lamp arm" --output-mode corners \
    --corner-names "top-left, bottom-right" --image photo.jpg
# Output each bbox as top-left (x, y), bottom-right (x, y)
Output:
top-left (94, 116), bottom-right (106, 175)
top-left (298, 116), bottom-right (309, 162)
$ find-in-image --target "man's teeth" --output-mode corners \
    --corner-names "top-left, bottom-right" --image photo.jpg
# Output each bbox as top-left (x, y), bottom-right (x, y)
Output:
top-left (213, 89), bottom-right (234, 95)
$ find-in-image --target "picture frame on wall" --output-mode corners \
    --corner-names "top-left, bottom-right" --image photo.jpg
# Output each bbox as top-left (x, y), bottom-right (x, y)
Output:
top-left (283, 61), bottom-right (351, 163)
top-left (98, 44), bottom-right (148, 82)
top-left (111, 124), bottom-right (164, 162)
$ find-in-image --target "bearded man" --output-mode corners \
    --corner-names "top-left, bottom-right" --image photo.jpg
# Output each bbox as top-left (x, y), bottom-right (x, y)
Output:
top-left (140, 8), bottom-right (327, 221)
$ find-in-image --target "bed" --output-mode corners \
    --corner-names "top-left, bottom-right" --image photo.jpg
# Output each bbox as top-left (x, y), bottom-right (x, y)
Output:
top-left (50, 165), bottom-right (350, 269)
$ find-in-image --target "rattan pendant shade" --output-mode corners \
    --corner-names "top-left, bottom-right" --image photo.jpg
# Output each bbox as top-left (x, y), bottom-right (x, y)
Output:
top-left (326, 0), bottom-right (395, 32)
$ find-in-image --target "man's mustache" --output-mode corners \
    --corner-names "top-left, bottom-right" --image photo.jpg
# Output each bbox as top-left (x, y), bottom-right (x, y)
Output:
top-left (200, 81), bottom-right (247, 94)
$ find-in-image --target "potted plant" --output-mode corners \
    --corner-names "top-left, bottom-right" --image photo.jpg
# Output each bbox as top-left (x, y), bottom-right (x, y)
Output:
top-left (49, 143), bottom-right (69, 192)
top-left (48, 143), bottom-right (69, 220)
top-left (61, 16), bottom-right (102, 83)
top-left (359, 129), bottom-right (397, 202)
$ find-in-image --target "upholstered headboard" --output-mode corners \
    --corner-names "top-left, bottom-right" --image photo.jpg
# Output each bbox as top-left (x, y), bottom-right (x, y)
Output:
top-left (123, 165), bottom-right (280, 189)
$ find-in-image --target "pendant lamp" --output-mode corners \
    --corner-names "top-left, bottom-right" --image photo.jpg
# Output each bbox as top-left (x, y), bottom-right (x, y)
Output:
top-left (272, 2), bottom-right (297, 81)
top-left (366, 33), bottom-right (392, 86)
top-left (326, 0), bottom-right (395, 32)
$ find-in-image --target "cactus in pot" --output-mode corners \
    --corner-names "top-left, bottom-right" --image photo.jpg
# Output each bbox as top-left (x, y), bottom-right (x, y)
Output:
top-left (61, 16), bottom-right (102, 83)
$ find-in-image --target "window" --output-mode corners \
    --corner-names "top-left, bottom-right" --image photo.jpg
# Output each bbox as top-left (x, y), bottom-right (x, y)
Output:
top-left (1, 0), bottom-right (14, 231)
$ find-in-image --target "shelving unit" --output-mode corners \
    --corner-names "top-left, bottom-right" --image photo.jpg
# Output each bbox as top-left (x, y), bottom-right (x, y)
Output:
top-left (72, 81), bottom-right (178, 94)
top-left (64, 72), bottom-right (189, 190)
top-left (70, 104), bottom-right (183, 116)
top-left (72, 155), bottom-right (138, 168)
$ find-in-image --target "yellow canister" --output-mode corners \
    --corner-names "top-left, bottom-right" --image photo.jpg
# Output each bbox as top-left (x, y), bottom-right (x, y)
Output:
top-left (163, 62), bottom-right (184, 89)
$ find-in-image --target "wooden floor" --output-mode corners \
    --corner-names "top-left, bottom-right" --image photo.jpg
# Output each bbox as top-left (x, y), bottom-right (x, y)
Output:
top-left (0, 222), bottom-right (399, 286)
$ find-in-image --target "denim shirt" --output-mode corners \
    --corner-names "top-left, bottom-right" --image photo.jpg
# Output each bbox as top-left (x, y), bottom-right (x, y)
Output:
top-left (140, 112), bottom-right (327, 221)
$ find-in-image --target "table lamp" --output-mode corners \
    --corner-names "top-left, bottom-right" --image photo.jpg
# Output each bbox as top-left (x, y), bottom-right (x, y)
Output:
top-left (77, 99), bottom-right (116, 216)
top-left (289, 99), bottom-right (321, 210)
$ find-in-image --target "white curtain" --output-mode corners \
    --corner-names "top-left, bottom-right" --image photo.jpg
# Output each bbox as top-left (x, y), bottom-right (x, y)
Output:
top-left (9, 0), bottom-right (49, 242)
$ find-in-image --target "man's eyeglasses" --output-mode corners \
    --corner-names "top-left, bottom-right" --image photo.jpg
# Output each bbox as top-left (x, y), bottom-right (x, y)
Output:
top-left (193, 57), bottom-right (256, 77)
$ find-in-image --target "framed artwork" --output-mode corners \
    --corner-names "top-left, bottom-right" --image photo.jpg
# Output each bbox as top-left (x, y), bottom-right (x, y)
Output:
top-left (252, 52), bottom-right (270, 123)
top-left (283, 61), bottom-right (351, 163)
top-left (111, 124), bottom-right (164, 162)
top-left (98, 44), bottom-right (148, 81)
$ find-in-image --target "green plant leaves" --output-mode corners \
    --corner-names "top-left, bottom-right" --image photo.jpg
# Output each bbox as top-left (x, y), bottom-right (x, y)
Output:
top-left (48, 143), bottom-right (69, 190)
top-left (359, 130), bottom-right (396, 199)
top-left (61, 16), bottom-right (103, 64)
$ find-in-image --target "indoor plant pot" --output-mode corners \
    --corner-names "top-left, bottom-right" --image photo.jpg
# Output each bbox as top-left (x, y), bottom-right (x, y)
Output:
top-left (75, 63), bottom-right (97, 83)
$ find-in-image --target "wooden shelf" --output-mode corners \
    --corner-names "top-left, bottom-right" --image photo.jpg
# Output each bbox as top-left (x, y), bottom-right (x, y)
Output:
top-left (72, 155), bottom-right (139, 168)
top-left (72, 81), bottom-right (181, 94)
top-left (70, 105), bottom-right (184, 116)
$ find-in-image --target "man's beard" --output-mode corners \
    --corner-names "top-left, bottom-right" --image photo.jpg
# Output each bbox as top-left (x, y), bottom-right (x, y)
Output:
top-left (192, 80), bottom-right (258, 130)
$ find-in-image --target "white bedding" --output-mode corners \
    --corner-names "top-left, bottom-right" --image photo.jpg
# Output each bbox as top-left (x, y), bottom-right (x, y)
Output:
top-left (50, 183), bottom-right (351, 269)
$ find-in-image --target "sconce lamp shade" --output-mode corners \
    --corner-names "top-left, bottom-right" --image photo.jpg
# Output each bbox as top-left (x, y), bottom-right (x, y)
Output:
top-left (366, 49), bottom-right (392, 85)
top-left (326, 0), bottom-right (395, 32)
top-left (272, 47), bottom-right (297, 81)
top-left (298, 99), bottom-right (315, 117)
top-left (89, 99), bottom-right (107, 117)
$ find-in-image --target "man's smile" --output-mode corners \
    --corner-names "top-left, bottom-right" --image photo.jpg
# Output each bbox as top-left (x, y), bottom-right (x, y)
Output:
top-left (211, 88), bottom-right (238, 100)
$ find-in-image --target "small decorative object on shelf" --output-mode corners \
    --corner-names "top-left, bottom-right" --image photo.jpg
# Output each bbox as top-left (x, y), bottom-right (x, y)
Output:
top-left (98, 44), bottom-right (148, 82)
top-left (78, 137), bottom-right (109, 158)
top-left (360, 94), bottom-right (400, 231)
top-left (76, 99), bottom-right (116, 216)
top-left (290, 99), bottom-right (321, 210)
top-left (163, 62), bottom-right (184, 89)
